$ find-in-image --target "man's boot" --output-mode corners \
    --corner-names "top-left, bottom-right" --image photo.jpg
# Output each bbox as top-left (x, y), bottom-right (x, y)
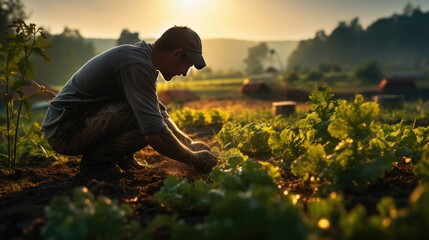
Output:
top-left (117, 154), bottom-right (146, 171)
top-left (78, 156), bottom-right (124, 179)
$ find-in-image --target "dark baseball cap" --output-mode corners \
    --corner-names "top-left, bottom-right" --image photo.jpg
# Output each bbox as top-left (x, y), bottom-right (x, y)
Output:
top-left (178, 28), bottom-right (206, 70)
top-left (156, 26), bottom-right (206, 70)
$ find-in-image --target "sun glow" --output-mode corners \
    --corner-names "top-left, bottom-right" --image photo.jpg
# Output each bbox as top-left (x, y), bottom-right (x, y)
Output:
top-left (179, 0), bottom-right (213, 9)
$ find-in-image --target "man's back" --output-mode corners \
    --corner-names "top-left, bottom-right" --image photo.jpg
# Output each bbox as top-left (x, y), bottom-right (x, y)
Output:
top-left (42, 42), bottom-right (166, 137)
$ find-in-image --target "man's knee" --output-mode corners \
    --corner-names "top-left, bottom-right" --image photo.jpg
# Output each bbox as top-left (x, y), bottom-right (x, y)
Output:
top-left (84, 102), bottom-right (138, 133)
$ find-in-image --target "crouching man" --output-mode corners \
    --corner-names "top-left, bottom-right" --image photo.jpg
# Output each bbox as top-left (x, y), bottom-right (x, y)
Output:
top-left (41, 26), bottom-right (217, 178)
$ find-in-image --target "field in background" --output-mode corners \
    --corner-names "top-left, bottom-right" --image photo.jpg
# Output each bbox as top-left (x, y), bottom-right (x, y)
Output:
top-left (157, 77), bottom-right (245, 100)
top-left (47, 72), bottom-right (429, 104)
top-left (157, 75), bottom-right (377, 101)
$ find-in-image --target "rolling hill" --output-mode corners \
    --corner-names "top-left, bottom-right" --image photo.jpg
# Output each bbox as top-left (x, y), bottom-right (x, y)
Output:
top-left (86, 38), bottom-right (298, 72)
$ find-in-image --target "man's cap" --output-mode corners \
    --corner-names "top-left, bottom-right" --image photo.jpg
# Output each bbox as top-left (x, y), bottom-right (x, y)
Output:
top-left (177, 28), bottom-right (206, 70)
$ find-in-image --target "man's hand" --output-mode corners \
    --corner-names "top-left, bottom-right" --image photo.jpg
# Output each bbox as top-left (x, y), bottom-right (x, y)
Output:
top-left (189, 141), bottom-right (211, 151)
top-left (145, 128), bottom-right (217, 173)
top-left (192, 150), bottom-right (218, 173)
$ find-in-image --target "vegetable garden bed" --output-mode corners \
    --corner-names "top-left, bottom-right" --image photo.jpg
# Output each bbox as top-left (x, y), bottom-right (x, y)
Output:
top-left (1, 87), bottom-right (429, 239)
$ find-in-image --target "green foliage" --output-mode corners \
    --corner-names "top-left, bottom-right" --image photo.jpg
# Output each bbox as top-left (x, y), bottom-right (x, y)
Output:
top-left (140, 215), bottom-right (203, 240)
top-left (204, 108), bottom-right (230, 125)
top-left (354, 61), bottom-right (383, 83)
top-left (292, 94), bottom-right (396, 192)
top-left (296, 86), bottom-right (339, 145)
top-left (153, 176), bottom-right (214, 212)
top-left (213, 86), bottom-right (429, 193)
top-left (307, 192), bottom-right (386, 239)
top-left (116, 29), bottom-right (140, 45)
top-left (266, 87), bottom-right (427, 193)
top-left (244, 42), bottom-right (269, 75)
top-left (42, 187), bottom-right (141, 240)
top-left (170, 107), bottom-right (205, 128)
top-left (170, 107), bottom-right (230, 128)
top-left (25, 82), bottom-right (429, 239)
top-left (217, 122), bottom-right (274, 155)
top-left (31, 27), bottom-right (95, 86)
top-left (0, 0), bottom-right (27, 45)
top-left (305, 184), bottom-right (429, 239)
top-left (210, 152), bottom-right (280, 191)
top-left (0, 122), bottom-right (57, 166)
top-left (414, 148), bottom-right (429, 182)
top-left (382, 123), bottom-right (429, 163)
top-left (154, 148), bottom-right (281, 212)
top-left (306, 192), bottom-right (346, 236)
top-left (0, 19), bottom-right (52, 167)
top-left (268, 127), bottom-right (307, 168)
top-left (386, 184), bottom-right (429, 239)
top-left (152, 149), bottom-right (305, 240)
top-left (288, 4), bottom-right (429, 70)
top-left (328, 94), bottom-right (380, 140)
top-left (198, 186), bottom-right (307, 240)
top-left (285, 71), bottom-right (300, 82)
top-left (304, 70), bottom-right (324, 81)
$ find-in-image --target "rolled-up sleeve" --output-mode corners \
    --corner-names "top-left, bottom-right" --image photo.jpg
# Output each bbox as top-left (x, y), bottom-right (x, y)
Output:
top-left (158, 101), bottom-right (170, 119)
top-left (117, 63), bottom-right (167, 134)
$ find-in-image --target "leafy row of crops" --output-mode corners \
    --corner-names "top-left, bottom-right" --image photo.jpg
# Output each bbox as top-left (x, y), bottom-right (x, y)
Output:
top-left (42, 87), bottom-right (429, 239)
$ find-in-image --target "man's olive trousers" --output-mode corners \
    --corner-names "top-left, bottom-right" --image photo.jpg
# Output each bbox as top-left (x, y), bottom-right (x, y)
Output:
top-left (46, 102), bottom-right (148, 168)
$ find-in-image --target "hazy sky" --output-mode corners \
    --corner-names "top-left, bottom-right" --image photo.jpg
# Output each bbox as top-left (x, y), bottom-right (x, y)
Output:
top-left (22, 0), bottom-right (429, 41)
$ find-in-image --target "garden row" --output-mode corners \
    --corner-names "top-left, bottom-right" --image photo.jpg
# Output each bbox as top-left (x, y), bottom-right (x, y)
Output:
top-left (42, 87), bottom-right (429, 239)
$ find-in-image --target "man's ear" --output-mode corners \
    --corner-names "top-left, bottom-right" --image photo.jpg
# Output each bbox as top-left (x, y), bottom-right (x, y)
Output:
top-left (171, 48), bottom-right (183, 58)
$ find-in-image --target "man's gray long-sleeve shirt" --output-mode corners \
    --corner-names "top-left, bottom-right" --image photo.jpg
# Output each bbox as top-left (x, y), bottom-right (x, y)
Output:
top-left (42, 41), bottom-right (168, 139)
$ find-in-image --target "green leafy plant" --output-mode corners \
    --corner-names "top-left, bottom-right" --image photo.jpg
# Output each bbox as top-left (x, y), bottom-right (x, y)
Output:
top-left (154, 148), bottom-right (281, 212)
top-left (292, 94), bottom-right (396, 192)
top-left (414, 147), bottom-right (429, 182)
top-left (170, 107), bottom-right (206, 128)
top-left (217, 122), bottom-right (274, 155)
top-left (382, 184), bottom-right (429, 239)
top-left (42, 187), bottom-right (141, 240)
top-left (306, 192), bottom-right (386, 239)
top-left (382, 123), bottom-right (429, 164)
top-left (153, 176), bottom-right (214, 212)
top-left (197, 186), bottom-right (307, 240)
top-left (170, 107), bottom-right (231, 128)
top-left (269, 127), bottom-right (307, 169)
top-left (296, 85), bottom-right (340, 146)
top-left (0, 19), bottom-right (52, 167)
top-left (152, 148), bottom-right (304, 240)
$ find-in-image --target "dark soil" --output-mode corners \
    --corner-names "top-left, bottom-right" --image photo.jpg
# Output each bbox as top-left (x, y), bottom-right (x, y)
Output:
top-left (0, 145), bottom-right (213, 239)
top-left (0, 99), bottom-right (419, 239)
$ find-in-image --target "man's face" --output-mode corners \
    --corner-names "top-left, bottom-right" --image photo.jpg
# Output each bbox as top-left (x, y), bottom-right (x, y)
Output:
top-left (161, 49), bottom-right (193, 81)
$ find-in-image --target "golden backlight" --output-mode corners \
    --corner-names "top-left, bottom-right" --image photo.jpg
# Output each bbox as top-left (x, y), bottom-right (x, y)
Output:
top-left (179, 0), bottom-right (214, 9)
top-left (22, 0), bottom-right (429, 40)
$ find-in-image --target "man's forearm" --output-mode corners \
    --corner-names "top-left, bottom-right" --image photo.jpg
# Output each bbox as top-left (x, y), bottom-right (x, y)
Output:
top-left (144, 128), bottom-right (195, 166)
top-left (145, 126), bottom-right (218, 173)
top-left (163, 117), bottom-right (192, 146)
top-left (163, 116), bottom-right (212, 151)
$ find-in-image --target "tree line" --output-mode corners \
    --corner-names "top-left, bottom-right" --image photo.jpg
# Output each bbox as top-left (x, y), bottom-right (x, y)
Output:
top-left (287, 4), bottom-right (429, 71)
top-left (3, 1), bottom-right (428, 86)
top-left (32, 28), bottom-right (141, 86)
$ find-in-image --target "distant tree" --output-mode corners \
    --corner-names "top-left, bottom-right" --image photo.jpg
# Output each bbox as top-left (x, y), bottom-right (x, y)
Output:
top-left (32, 27), bottom-right (96, 85)
top-left (117, 29), bottom-right (140, 45)
top-left (244, 42), bottom-right (269, 75)
top-left (304, 71), bottom-right (324, 81)
top-left (315, 30), bottom-right (327, 41)
top-left (402, 3), bottom-right (422, 16)
top-left (288, 4), bottom-right (429, 70)
top-left (192, 66), bottom-right (212, 80)
top-left (0, 0), bottom-right (27, 45)
top-left (354, 61), bottom-right (383, 83)
top-left (286, 72), bottom-right (300, 82)
top-left (318, 64), bottom-right (331, 73)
